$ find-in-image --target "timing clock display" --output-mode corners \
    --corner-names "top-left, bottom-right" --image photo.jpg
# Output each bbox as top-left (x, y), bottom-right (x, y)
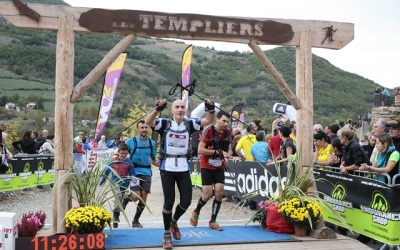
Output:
top-left (15, 233), bottom-right (105, 250)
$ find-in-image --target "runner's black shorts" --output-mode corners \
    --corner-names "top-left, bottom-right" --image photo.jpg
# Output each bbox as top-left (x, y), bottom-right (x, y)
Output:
top-left (201, 168), bottom-right (225, 185)
top-left (130, 175), bottom-right (152, 193)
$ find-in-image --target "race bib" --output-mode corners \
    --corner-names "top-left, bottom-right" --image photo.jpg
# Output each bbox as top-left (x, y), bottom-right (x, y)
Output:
top-left (209, 159), bottom-right (222, 167)
top-left (130, 179), bottom-right (139, 187)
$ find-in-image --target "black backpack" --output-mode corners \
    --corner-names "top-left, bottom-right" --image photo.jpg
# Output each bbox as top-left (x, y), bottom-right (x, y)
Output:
top-left (130, 136), bottom-right (155, 161)
top-left (210, 125), bottom-right (231, 152)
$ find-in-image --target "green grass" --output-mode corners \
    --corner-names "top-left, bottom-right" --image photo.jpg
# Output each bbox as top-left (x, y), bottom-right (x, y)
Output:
top-left (0, 78), bottom-right (54, 89)
top-left (43, 102), bottom-right (55, 110)
top-left (2, 89), bottom-right (55, 98)
top-left (75, 102), bottom-right (99, 108)
top-left (0, 71), bottom-right (19, 78)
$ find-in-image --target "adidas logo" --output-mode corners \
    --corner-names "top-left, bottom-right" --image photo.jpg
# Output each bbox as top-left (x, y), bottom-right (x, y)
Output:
top-left (276, 106), bottom-right (285, 112)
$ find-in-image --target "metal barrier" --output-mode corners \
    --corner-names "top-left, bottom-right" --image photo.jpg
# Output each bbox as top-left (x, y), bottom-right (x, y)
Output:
top-left (393, 174), bottom-right (400, 185)
top-left (314, 165), bottom-right (392, 185)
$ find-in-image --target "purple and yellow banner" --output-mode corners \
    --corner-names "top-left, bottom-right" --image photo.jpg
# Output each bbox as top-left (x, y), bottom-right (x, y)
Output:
top-left (236, 113), bottom-right (245, 130)
top-left (230, 104), bottom-right (244, 129)
top-left (94, 53), bottom-right (127, 141)
top-left (181, 45), bottom-right (192, 116)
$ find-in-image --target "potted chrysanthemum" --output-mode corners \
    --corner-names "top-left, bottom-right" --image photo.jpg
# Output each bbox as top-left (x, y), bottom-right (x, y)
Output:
top-left (65, 206), bottom-right (112, 234)
top-left (278, 197), bottom-right (323, 236)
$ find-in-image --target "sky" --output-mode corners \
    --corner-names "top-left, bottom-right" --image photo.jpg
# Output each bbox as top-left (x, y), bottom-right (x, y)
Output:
top-left (64, 0), bottom-right (400, 89)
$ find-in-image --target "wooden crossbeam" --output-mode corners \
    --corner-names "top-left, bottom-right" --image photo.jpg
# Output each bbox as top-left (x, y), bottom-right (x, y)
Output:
top-left (0, 2), bottom-right (354, 50)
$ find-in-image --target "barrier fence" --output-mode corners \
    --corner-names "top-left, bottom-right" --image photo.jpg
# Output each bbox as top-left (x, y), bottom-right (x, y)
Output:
top-left (0, 149), bottom-right (115, 192)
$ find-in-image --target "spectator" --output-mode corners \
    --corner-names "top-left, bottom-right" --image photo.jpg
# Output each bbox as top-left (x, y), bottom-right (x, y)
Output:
top-left (289, 122), bottom-right (297, 145)
top-left (0, 132), bottom-right (13, 174)
top-left (38, 135), bottom-right (55, 154)
top-left (74, 131), bottom-right (84, 144)
top-left (329, 124), bottom-right (340, 141)
top-left (313, 124), bottom-right (323, 134)
top-left (97, 135), bottom-right (108, 149)
top-left (362, 134), bottom-right (376, 160)
top-left (360, 133), bottom-right (400, 182)
top-left (250, 131), bottom-right (271, 162)
top-left (313, 131), bottom-right (334, 166)
top-left (12, 130), bottom-right (36, 154)
top-left (107, 136), bottom-right (121, 148)
top-left (74, 138), bottom-right (86, 175)
top-left (386, 120), bottom-right (400, 151)
top-left (276, 126), bottom-right (296, 163)
top-left (329, 138), bottom-right (343, 168)
top-left (235, 122), bottom-right (257, 161)
top-left (370, 120), bottom-right (388, 163)
top-left (339, 128), bottom-right (371, 174)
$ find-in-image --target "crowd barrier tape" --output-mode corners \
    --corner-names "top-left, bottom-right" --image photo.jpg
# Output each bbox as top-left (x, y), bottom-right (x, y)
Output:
top-left (189, 159), bottom-right (400, 245)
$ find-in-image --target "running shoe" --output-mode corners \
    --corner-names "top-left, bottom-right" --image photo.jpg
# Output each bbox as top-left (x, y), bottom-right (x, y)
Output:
top-left (132, 220), bottom-right (143, 228)
top-left (112, 214), bottom-right (120, 229)
top-left (162, 233), bottom-right (173, 249)
top-left (170, 222), bottom-right (181, 240)
top-left (209, 221), bottom-right (223, 231)
top-left (190, 211), bottom-right (199, 226)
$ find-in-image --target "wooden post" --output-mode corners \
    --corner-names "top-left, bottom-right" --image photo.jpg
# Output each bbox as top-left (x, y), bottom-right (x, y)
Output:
top-left (296, 31), bottom-right (313, 170)
top-left (53, 14), bottom-right (75, 234)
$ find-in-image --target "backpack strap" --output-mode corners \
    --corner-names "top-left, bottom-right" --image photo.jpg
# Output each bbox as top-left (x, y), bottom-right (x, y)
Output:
top-left (159, 118), bottom-right (192, 160)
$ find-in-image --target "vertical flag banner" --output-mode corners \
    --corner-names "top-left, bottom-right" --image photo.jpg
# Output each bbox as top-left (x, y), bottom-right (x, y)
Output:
top-left (94, 53), bottom-right (127, 142)
top-left (236, 113), bottom-right (246, 130)
top-left (181, 45), bottom-right (192, 117)
top-left (230, 104), bottom-right (244, 129)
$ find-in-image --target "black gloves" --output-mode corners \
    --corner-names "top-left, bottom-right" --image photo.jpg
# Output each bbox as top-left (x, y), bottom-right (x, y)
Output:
top-left (156, 101), bottom-right (167, 112)
top-left (204, 100), bottom-right (215, 112)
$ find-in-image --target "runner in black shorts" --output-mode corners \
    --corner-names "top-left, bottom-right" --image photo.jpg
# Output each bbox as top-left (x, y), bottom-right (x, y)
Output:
top-left (145, 98), bottom-right (215, 249)
top-left (190, 111), bottom-right (240, 231)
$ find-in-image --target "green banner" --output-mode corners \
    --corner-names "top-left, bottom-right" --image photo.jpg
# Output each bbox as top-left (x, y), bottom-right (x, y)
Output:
top-left (0, 154), bottom-right (54, 192)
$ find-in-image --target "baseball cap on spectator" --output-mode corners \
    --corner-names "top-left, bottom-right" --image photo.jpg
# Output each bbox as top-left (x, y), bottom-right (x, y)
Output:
top-left (386, 120), bottom-right (400, 129)
top-left (78, 131), bottom-right (84, 135)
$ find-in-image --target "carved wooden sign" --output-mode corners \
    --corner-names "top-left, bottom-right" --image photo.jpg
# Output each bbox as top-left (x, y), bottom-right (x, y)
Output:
top-left (0, 2), bottom-right (354, 49)
top-left (79, 9), bottom-right (294, 44)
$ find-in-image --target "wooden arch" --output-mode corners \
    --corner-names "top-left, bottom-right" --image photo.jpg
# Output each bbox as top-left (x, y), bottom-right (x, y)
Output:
top-left (0, 1), bottom-right (354, 233)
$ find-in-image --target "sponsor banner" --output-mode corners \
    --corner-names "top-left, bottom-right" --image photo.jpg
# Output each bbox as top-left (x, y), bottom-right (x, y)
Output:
top-left (94, 53), bottom-right (127, 141)
top-left (181, 45), bottom-right (192, 117)
top-left (190, 159), bottom-right (400, 245)
top-left (0, 154), bottom-right (54, 192)
top-left (85, 148), bottom-right (115, 170)
top-left (0, 149), bottom-right (115, 192)
top-left (315, 169), bottom-right (400, 245)
top-left (230, 104), bottom-right (244, 130)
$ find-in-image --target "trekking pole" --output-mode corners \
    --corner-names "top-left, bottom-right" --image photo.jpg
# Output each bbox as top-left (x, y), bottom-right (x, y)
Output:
top-left (174, 81), bottom-right (251, 129)
top-left (105, 81), bottom-right (195, 143)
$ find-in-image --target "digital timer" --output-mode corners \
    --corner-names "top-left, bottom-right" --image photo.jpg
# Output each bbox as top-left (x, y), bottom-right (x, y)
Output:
top-left (15, 233), bottom-right (105, 250)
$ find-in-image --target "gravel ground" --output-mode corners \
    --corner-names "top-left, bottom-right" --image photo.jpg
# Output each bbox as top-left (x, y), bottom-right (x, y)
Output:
top-left (0, 166), bottom-right (385, 249)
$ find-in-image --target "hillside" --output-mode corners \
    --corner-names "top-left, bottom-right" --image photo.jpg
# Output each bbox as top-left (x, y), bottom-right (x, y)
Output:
top-left (0, 0), bottom-right (379, 130)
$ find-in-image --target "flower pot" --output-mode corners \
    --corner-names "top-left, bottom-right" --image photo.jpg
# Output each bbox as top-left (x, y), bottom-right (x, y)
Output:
top-left (266, 205), bottom-right (294, 234)
top-left (260, 219), bottom-right (267, 229)
top-left (294, 226), bottom-right (308, 237)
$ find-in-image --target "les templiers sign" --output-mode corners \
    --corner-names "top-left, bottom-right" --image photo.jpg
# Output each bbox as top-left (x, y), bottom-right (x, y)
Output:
top-left (79, 9), bottom-right (294, 44)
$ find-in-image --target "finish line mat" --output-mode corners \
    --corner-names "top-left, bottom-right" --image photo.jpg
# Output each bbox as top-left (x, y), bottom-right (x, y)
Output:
top-left (104, 225), bottom-right (300, 248)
